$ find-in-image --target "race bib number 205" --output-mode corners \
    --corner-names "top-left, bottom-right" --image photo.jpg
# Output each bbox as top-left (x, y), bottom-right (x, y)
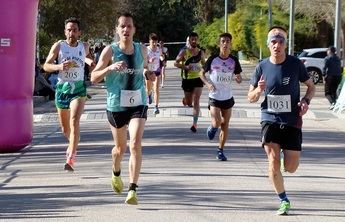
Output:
top-left (61, 68), bottom-right (82, 81)
top-left (267, 94), bottom-right (291, 113)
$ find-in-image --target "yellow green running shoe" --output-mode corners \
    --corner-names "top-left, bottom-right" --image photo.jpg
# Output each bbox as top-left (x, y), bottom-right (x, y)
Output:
top-left (276, 201), bottom-right (291, 215)
top-left (125, 190), bottom-right (138, 205)
top-left (111, 174), bottom-right (123, 194)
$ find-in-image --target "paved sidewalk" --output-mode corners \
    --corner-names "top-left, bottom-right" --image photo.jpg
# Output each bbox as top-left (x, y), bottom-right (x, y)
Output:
top-left (1, 64), bottom-right (345, 222)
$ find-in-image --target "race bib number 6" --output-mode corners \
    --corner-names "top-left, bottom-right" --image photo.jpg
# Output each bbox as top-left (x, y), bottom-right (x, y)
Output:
top-left (267, 94), bottom-right (291, 113)
top-left (120, 89), bottom-right (142, 107)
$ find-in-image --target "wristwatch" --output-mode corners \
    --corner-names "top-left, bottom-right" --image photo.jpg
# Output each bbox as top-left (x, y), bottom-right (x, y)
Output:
top-left (302, 97), bottom-right (310, 105)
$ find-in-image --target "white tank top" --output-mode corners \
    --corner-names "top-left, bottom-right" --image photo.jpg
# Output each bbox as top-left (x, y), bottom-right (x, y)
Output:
top-left (57, 41), bottom-right (86, 83)
top-left (147, 46), bottom-right (161, 71)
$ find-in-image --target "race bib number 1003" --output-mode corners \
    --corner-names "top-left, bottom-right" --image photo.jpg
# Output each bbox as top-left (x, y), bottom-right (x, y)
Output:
top-left (267, 94), bottom-right (291, 113)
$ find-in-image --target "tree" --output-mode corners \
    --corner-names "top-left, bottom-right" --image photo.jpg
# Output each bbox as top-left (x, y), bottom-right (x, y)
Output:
top-left (277, 0), bottom-right (345, 51)
top-left (277, 0), bottom-right (344, 22)
top-left (195, 0), bottom-right (320, 59)
top-left (38, 0), bottom-right (119, 58)
top-left (38, 0), bottom-right (200, 59)
top-left (164, 0), bottom-right (234, 24)
top-left (196, 1), bottom-right (267, 58)
top-left (39, 0), bottom-right (118, 40)
top-left (116, 0), bottom-right (196, 42)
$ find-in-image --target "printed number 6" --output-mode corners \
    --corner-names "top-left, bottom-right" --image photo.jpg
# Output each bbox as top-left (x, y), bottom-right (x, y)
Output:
top-left (129, 96), bottom-right (135, 104)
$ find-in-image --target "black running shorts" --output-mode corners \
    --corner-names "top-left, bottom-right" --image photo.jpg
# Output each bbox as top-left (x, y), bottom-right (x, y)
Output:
top-left (209, 97), bottom-right (235, 110)
top-left (106, 105), bottom-right (148, 128)
top-left (261, 121), bottom-right (302, 151)
top-left (181, 78), bottom-right (204, 92)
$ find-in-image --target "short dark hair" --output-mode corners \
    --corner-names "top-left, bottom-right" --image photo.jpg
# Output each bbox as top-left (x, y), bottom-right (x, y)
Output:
top-left (268, 26), bottom-right (287, 34)
top-left (64, 17), bottom-right (80, 29)
top-left (149, 33), bottom-right (158, 40)
top-left (328, 46), bottom-right (336, 54)
top-left (188, 32), bottom-right (198, 38)
top-left (117, 12), bottom-right (134, 26)
top-left (219, 33), bottom-right (232, 41)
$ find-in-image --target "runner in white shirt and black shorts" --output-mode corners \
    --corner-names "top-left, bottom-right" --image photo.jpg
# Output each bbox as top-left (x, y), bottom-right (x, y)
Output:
top-left (199, 32), bottom-right (242, 161)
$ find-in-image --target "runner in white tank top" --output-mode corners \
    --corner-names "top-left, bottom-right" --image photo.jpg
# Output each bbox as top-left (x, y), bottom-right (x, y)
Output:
top-left (146, 33), bottom-right (163, 114)
top-left (43, 17), bottom-right (95, 171)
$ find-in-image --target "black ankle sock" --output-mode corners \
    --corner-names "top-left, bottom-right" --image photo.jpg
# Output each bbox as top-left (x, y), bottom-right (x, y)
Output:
top-left (218, 148), bottom-right (223, 153)
top-left (129, 183), bottom-right (138, 191)
top-left (113, 170), bottom-right (121, 177)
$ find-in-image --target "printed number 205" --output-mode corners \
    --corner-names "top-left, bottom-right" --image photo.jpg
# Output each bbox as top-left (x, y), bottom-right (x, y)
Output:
top-left (64, 72), bottom-right (77, 79)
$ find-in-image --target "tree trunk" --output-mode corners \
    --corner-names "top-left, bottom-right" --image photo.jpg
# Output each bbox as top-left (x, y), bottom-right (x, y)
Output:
top-left (202, 0), bottom-right (214, 23)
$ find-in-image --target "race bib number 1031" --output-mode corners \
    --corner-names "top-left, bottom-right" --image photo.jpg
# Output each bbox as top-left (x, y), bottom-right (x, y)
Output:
top-left (267, 94), bottom-right (291, 113)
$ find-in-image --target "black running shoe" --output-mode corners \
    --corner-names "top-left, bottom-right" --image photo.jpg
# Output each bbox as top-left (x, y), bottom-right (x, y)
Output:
top-left (64, 163), bottom-right (74, 172)
top-left (190, 124), bottom-right (197, 133)
top-left (217, 151), bottom-right (228, 161)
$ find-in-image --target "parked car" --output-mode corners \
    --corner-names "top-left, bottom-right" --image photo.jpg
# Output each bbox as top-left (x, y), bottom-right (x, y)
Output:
top-left (298, 47), bottom-right (344, 84)
top-left (298, 48), bottom-right (327, 84)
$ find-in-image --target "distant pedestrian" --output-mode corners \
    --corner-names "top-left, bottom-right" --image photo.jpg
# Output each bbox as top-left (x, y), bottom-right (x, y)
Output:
top-left (323, 46), bottom-right (342, 109)
top-left (34, 59), bottom-right (55, 100)
top-left (94, 42), bottom-right (104, 64)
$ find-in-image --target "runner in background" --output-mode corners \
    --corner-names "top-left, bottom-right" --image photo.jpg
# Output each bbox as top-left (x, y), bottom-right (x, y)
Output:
top-left (200, 32), bottom-right (242, 161)
top-left (146, 33), bottom-right (163, 114)
top-left (159, 41), bottom-right (168, 88)
top-left (174, 32), bottom-right (205, 133)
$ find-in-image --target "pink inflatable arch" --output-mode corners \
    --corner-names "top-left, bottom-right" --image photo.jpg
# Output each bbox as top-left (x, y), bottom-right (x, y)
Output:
top-left (0, 0), bottom-right (39, 152)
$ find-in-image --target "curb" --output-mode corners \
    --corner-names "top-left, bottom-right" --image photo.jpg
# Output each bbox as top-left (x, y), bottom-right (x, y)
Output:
top-left (33, 108), bottom-right (345, 123)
